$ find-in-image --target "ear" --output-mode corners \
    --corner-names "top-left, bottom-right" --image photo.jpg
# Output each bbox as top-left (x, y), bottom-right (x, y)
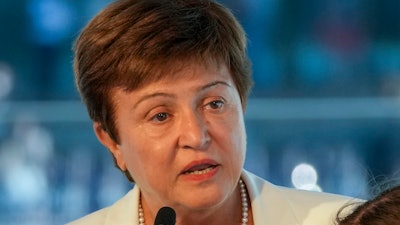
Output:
top-left (93, 122), bottom-right (127, 171)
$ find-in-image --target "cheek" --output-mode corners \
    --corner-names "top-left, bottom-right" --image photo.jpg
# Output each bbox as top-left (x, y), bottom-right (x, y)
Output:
top-left (232, 120), bottom-right (247, 158)
top-left (231, 109), bottom-right (247, 157)
top-left (117, 129), bottom-right (150, 169)
top-left (216, 109), bottom-right (246, 154)
top-left (216, 116), bottom-right (246, 175)
top-left (119, 129), bottom-right (175, 173)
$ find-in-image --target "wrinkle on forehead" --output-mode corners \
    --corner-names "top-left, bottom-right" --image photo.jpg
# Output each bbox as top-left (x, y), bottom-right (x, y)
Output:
top-left (122, 55), bottom-right (225, 93)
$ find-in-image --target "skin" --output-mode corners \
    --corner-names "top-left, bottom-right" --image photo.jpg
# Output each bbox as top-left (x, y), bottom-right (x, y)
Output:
top-left (94, 62), bottom-right (249, 225)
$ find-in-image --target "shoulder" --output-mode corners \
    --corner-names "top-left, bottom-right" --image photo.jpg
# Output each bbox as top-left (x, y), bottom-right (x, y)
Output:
top-left (243, 169), bottom-right (355, 203)
top-left (242, 170), bottom-right (359, 224)
top-left (65, 187), bottom-right (139, 225)
top-left (66, 207), bottom-right (110, 225)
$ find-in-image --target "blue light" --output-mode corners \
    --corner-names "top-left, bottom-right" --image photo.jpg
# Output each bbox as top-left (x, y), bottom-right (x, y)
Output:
top-left (27, 0), bottom-right (75, 45)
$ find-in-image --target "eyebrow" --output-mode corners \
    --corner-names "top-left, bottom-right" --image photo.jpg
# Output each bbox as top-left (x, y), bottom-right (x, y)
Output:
top-left (133, 80), bottom-right (231, 108)
top-left (199, 80), bottom-right (231, 92)
top-left (133, 92), bottom-right (175, 109)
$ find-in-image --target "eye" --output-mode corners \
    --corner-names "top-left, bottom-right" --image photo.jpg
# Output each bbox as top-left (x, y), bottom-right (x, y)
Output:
top-left (151, 112), bottom-right (169, 122)
top-left (204, 100), bottom-right (225, 111)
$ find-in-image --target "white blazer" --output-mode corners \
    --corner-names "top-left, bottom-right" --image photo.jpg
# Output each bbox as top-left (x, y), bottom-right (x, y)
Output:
top-left (66, 170), bottom-right (356, 225)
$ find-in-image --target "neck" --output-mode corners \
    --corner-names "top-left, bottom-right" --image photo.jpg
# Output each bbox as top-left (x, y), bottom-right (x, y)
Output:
top-left (139, 179), bottom-right (252, 225)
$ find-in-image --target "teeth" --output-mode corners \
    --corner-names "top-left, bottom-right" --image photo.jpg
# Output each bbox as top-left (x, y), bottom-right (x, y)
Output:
top-left (186, 167), bottom-right (214, 175)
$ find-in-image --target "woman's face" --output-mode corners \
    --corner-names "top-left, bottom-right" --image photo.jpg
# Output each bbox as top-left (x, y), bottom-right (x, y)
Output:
top-left (95, 62), bottom-right (246, 213)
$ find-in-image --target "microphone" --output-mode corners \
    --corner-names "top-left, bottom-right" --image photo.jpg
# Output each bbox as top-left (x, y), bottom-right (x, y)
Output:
top-left (154, 206), bottom-right (176, 225)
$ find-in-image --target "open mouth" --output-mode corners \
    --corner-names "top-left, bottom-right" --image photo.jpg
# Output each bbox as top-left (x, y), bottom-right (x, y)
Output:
top-left (182, 164), bottom-right (218, 175)
top-left (182, 162), bottom-right (218, 175)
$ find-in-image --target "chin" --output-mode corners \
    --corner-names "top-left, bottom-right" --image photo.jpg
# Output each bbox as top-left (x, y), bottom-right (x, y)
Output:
top-left (177, 187), bottom-right (227, 210)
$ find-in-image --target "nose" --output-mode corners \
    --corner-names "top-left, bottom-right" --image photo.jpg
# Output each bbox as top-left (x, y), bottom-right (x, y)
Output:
top-left (178, 110), bottom-right (210, 150)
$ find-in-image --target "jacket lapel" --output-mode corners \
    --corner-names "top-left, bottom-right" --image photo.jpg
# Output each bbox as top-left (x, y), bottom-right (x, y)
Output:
top-left (242, 171), bottom-right (301, 225)
top-left (104, 186), bottom-right (139, 225)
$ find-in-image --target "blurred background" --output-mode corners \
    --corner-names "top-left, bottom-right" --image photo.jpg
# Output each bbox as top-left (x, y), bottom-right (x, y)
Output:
top-left (1, 0), bottom-right (400, 224)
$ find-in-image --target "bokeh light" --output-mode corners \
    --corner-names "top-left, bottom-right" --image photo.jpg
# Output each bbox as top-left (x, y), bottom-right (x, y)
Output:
top-left (291, 163), bottom-right (322, 192)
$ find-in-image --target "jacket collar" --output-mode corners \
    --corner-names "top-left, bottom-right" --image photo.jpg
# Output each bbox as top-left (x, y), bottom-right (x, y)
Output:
top-left (241, 170), bottom-right (301, 225)
top-left (104, 186), bottom-right (139, 224)
top-left (103, 171), bottom-right (301, 225)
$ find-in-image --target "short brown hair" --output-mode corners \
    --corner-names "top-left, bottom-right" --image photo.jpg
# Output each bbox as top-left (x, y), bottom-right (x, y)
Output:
top-left (74, 0), bottom-right (252, 144)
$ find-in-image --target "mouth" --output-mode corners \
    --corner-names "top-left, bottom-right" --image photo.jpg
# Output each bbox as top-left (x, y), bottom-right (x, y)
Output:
top-left (183, 164), bottom-right (218, 175)
top-left (181, 160), bottom-right (220, 176)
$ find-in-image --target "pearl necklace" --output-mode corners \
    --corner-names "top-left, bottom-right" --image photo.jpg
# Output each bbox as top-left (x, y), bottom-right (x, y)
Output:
top-left (138, 178), bottom-right (249, 225)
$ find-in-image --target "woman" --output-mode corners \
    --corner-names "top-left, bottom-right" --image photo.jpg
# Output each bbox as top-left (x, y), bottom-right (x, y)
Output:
top-left (68, 0), bottom-right (355, 224)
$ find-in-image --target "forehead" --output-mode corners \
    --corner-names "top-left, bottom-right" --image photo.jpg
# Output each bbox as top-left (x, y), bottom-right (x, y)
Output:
top-left (136, 59), bottom-right (233, 91)
top-left (121, 56), bottom-right (229, 92)
top-left (166, 60), bottom-right (229, 80)
top-left (145, 63), bottom-right (234, 95)
top-left (160, 57), bottom-right (227, 79)
top-left (111, 62), bottom-right (236, 114)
